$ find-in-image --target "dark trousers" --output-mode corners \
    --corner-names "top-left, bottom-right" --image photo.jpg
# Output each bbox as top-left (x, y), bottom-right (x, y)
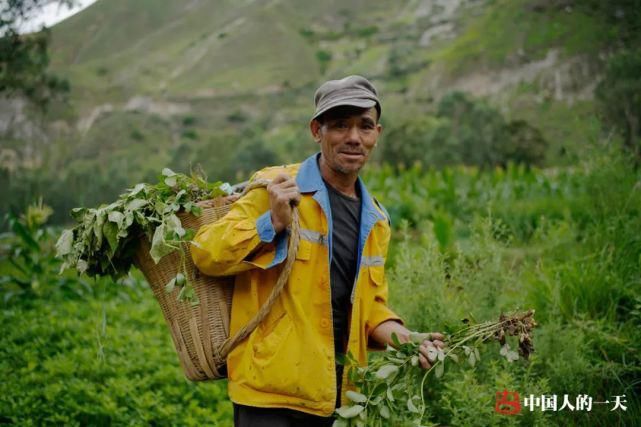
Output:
top-left (233, 404), bottom-right (335, 427)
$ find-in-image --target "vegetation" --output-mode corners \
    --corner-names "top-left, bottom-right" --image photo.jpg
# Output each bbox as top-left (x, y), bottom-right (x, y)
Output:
top-left (595, 51), bottom-right (641, 158)
top-left (2, 143), bottom-right (640, 425)
top-left (0, 0), bottom-right (72, 106)
top-left (381, 91), bottom-right (548, 169)
top-left (336, 312), bottom-right (536, 426)
top-left (1, 0), bottom-right (640, 425)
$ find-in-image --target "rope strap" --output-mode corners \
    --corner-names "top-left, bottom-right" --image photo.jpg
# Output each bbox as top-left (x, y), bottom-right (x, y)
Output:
top-left (218, 179), bottom-right (300, 358)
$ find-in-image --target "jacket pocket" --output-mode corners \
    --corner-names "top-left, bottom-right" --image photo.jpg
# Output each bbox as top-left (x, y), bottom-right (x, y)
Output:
top-left (295, 239), bottom-right (312, 261)
top-left (252, 311), bottom-right (293, 365)
top-left (368, 265), bottom-right (385, 286)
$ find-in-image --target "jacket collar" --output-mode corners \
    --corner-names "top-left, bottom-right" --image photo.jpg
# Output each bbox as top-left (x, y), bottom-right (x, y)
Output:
top-left (295, 152), bottom-right (386, 223)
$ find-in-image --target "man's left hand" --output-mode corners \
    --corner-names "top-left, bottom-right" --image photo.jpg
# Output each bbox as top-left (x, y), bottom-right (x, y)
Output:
top-left (417, 332), bottom-right (445, 370)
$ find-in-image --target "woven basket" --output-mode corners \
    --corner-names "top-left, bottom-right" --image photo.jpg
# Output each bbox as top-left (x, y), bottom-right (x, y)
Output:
top-left (134, 181), bottom-right (299, 381)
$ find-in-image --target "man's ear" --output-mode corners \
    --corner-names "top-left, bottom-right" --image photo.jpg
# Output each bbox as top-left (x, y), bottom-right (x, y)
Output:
top-left (310, 119), bottom-right (322, 143)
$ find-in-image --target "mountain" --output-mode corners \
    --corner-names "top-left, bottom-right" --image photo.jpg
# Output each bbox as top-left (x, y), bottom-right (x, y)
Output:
top-left (1, 0), bottom-right (618, 222)
top-left (46, 0), bottom-right (608, 150)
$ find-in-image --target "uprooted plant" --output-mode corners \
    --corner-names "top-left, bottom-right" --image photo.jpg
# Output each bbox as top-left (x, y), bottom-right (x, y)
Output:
top-left (55, 168), bottom-right (230, 304)
top-left (334, 310), bottom-right (537, 427)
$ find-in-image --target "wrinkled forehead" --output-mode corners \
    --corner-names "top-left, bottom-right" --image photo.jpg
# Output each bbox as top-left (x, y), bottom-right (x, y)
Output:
top-left (319, 105), bottom-right (378, 123)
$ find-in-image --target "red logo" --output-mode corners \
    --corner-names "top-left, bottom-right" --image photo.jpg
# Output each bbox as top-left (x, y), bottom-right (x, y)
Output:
top-left (495, 390), bottom-right (522, 415)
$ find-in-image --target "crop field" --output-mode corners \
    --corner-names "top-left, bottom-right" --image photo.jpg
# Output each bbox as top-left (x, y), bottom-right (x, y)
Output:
top-left (2, 143), bottom-right (639, 426)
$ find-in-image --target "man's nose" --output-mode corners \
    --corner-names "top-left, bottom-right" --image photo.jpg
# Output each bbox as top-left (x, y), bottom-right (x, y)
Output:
top-left (345, 125), bottom-right (361, 144)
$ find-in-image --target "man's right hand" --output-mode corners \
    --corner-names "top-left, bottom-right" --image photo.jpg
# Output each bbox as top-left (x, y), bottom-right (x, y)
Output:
top-left (267, 174), bottom-right (301, 234)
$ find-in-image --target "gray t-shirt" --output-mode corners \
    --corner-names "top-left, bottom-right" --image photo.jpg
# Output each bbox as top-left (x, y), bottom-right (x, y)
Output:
top-left (324, 179), bottom-right (361, 355)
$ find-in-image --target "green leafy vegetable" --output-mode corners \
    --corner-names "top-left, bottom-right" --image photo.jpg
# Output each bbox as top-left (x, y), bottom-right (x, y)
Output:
top-left (56, 168), bottom-right (230, 303)
top-left (336, 310), bottom-right (536, 426)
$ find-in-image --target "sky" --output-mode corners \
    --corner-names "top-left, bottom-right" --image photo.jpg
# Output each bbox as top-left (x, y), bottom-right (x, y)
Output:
top-left (17, 0), bottom-right (98, 34)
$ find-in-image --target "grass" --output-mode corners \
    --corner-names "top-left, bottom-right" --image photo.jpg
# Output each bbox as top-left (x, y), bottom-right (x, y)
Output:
top-left (379, 147), bottom-right (640, 425)
top-left (430, 0), bottom-right (611, 76)
top-left (2, 142), bottom-right (639, 425)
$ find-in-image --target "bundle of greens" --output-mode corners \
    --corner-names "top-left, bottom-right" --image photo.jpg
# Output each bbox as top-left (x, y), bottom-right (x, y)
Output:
top-left (334, 310), bottom-right (536, 427)
top-left (55, 168), bottom-right (229, 300)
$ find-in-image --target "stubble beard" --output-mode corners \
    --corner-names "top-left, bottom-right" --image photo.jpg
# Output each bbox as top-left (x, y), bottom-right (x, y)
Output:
top-left (331, 158), bottom-right (362, 176)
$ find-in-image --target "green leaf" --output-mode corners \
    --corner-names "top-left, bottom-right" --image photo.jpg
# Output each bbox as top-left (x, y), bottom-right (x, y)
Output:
top-left (165, 277), bottom-right (176, 293)
top-left (332, 419), bottom-right (348, 427)
top-left (130, 183), bottom-right (146, 195)
top-left (468, 351), bottom-right (476, 367)
top-left (346, 390), bottom-right (367, 403)
top-left (375, 364), bottom-right (399, 380)
top-left (162, 168), bottom-right (176, 177)
top-left (434, 361), bottom-right (444, 378)
top-left (370, 394), bottom-right (383, 405)
top-left (407, 396), bottom-right (420, 413)
top-left (126, 198), bottom-right (147, 211)
top-left (9, 217), bottom-right (39, 251)
top-left (167, 214), bottom-right (185, 237)
top-left (391, 332), bottom-right (401, 347)
top-left (102, 221), bottom-right (119, 256)
top-left (335, 405), bottom-right (364, 418)
top-left (70, 207), bottom-right (87, 221)
top-left (474, 347), bottom-right (480, 362)
top-left (191, 205), bottom-right (203, 216)
top-left (77, 259), bottom-right (88, 274)
top-left (358, 407), bottom-right (367, 421)
top-left (55, 229), bottom-right (74, 257)
top-left (175, 273), bottom-right (185, 286)
top-left (190, 293), bottom-right (200, 307)
top-left (386, 386), bottom-right (395, 402)
top-left (500, 343), bottom-right (509, 356)
top-left (447, 353), bottom-right (459, 363)
top-left (164, 176), bottom-right (177, 187)
top-left (409, 332), bottom-right (431, 344)
top-left (108, 211), bottom-right (125, 229)
top-left (149, 224), bottom-right (174, 263)
top-left (379, 404), bottom-right (390, 419)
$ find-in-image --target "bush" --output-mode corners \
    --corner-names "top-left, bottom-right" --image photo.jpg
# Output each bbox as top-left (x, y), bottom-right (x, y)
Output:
top-left (0, 294), bottom-right (233, 426)
top-left (381, 92), bottom-right (548, 169)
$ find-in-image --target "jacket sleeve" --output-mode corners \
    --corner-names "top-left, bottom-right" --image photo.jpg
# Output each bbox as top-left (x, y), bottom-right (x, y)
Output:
top-left (367, 273), bottom-right (405, 351)
top-left (190, 184), bottom-right (288, 277)
top-left (366, 220), bottom-right (404, 350)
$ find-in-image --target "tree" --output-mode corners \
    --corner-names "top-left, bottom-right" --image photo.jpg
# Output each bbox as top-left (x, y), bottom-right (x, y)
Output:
top-left (0, 0), bottom-right (73, 107)
top-left (595, 51), bottom-right (641, 159)
top-left (382, 92), bottom-right (548, 169)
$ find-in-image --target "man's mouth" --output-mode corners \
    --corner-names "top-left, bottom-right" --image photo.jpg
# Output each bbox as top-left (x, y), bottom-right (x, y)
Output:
top-left (339, 151), bottom-right (364, 158)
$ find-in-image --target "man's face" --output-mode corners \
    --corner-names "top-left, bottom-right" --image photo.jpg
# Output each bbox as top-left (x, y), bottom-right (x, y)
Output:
top-left (310, 105), bottom-right (382, 177)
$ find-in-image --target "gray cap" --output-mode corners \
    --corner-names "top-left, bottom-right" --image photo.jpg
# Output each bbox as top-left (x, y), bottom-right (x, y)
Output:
top-left (311, 75), bottom-right (381, 121)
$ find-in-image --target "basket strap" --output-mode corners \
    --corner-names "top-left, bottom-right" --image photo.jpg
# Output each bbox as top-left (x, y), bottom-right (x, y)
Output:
top-left (218, 179), bottom-right (301, 358)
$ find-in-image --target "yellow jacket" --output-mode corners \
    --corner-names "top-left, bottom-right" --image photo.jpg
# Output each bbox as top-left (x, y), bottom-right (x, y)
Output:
top-left (190, 153), bottom-right (403, 417)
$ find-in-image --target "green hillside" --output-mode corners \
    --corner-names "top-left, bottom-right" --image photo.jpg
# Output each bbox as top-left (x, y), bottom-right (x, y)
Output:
top-left (2, 0), bottom-right (629, 222)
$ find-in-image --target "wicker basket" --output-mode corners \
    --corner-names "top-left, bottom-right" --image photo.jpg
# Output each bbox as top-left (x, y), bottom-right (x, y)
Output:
top-left (134, 181), bottom-right (299, 381)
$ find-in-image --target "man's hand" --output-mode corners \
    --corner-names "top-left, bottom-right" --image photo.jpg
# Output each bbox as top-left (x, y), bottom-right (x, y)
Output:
top-left (370, 321), bottom-right (446, 369)
top-left (267, 174), bottom-right (301, 233)
top-left (417, 332), bottom-right (446, 370)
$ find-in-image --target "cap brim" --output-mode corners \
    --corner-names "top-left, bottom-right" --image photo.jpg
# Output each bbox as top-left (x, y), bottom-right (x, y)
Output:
top-left (311, 98), bottom-right (377, 121)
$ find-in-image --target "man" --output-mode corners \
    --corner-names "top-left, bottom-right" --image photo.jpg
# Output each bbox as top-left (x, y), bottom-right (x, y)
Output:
top-left (191, 75), bottom-right (444, 426)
